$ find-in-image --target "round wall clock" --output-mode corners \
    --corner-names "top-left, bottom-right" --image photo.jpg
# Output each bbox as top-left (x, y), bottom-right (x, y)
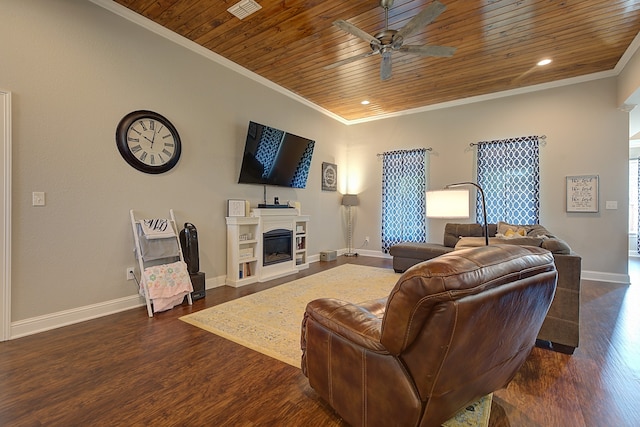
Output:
top-left (116, 110), bottom-right (181, 174)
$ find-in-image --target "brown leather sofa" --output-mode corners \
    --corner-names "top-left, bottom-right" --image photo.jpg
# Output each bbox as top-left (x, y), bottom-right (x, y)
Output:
top-left (390, 222), bottom-right (581, 354)
top-left (301, 245), bottom-right (557, 427)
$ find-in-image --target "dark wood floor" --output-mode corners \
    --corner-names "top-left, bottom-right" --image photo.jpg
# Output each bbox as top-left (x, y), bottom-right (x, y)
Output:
top-left (0, 256), bottom-right (639, 426)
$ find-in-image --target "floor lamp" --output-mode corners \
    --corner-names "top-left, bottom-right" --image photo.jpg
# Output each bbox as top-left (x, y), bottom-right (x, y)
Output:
top-left (342, 194), bottom-right (359, 256)
top-left (426, 182), bottom-right (489, 246)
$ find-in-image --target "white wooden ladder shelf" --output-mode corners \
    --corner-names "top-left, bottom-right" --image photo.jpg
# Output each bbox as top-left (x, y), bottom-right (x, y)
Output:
top-left (130, 209), bottom-right (193, 317)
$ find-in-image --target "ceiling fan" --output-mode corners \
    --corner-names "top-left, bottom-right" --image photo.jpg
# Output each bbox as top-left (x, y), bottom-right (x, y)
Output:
top-left (325, 0), bottom-right (456, 81)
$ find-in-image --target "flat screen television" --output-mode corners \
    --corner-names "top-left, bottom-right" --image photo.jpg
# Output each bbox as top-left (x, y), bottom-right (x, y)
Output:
top-left (238, 121), bottom-right (315, 188)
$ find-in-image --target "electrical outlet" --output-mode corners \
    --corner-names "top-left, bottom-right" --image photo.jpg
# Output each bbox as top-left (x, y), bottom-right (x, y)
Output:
top-left (126, 267), bottom-right (135, 281)
top-left (365, 236), bottom-right (370, 245)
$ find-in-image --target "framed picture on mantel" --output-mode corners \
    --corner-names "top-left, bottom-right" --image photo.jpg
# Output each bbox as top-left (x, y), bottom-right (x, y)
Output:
top-left (227, 199), bottom-right (246, 217)
top-left (566, 175), bottom-right (598, 213)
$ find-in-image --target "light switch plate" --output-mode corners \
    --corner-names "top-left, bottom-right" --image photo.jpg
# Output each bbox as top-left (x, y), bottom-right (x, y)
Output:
top-left (32, 192), bottom-right (45, 206)
top-left (605, 201), bottom-right (617, 210)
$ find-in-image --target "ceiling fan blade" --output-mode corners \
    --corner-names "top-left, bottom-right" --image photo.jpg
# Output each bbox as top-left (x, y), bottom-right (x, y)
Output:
top-left (324, 51), bottom-right (378, 70)
top-left (399, 45), bottom-right (456, 57)
top-left (394, 1), bottom-right (446, 42)
top-left (380, 51), bottom-right (393, 81)
top-left (333, 20), bottom-right (381, 48)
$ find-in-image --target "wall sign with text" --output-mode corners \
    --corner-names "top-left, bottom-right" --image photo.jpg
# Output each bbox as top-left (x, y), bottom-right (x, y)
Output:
top-left (566, 175), bottom-right (599, 213)
top-left (322, 162), bottom-right (337, 191)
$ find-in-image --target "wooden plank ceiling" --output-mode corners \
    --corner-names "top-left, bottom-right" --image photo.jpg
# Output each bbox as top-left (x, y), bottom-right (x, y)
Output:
top-left (114, 0), bottom-right (640, 122)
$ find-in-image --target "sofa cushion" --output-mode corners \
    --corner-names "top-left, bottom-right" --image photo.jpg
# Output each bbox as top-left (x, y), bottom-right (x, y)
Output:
top-left (389, 242), bottom-right (454, 259)
top-left (443, 223), bottom-right (497, 247)
top-left (455, 236), bottom-right (544, 250)
top-left (495, 222), bottom-right (571, 254)
top-left (541, 238), bottom-right (572, 254)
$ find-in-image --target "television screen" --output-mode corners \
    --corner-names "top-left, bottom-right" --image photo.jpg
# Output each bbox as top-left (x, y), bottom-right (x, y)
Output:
top-left (238, 121), bottom-right (315, 188)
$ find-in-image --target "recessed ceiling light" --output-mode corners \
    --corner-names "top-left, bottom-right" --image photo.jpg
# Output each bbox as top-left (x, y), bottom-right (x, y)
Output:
top-left (361, 100), bottom-right (370, 105)
top-left (537, 59), bottom-right (552, 66)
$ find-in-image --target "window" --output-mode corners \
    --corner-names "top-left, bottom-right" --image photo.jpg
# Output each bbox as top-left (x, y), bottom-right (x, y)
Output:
top-left (476, 136), bottom-right (540, 224)
top-left (381, 149), bottom-right (427, 253)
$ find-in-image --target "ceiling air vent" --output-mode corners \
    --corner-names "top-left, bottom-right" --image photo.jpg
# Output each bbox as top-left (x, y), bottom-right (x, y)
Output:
top-left (228, 0), bottom-right (262, 20)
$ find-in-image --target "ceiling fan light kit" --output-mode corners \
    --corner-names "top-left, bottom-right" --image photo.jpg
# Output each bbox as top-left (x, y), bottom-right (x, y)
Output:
top-left (328, 0), bottom-right (456, 81)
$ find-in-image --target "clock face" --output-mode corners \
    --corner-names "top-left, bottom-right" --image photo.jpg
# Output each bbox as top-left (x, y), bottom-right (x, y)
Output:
top-left (116, 110), bottom-right (181, 174)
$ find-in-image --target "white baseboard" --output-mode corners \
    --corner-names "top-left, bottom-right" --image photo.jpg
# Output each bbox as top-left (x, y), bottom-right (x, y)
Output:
top-left (10, 273), bottom-right (227, 340)
top-left (9, 264), bottom-right (629, 340)
top-left (336, 248), bottom-right (392, 259)
top-left (206, 274), bottom-right (226, 289)
top-left (10, 294), bottom-right (145, 339)
top-left (581, 270), bottom-right (631, 284)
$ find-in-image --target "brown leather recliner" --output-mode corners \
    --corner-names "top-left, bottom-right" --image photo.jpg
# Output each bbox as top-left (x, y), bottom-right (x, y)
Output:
top-left (301, 245), bottom-right (557, 427)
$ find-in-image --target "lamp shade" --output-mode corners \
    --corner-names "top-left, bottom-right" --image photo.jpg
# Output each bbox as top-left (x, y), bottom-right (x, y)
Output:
top-left (342, 194), bottom-right (359, 206)
top-left (426, 189), bottom-right (470, 218)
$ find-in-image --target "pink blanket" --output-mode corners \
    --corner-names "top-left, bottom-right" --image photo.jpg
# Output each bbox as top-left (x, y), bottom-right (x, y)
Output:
top-left (142, 261), bottom-right (193, 312)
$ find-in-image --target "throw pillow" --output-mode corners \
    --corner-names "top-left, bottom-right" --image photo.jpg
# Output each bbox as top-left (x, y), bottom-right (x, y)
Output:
top-left (497, 221), bottom-right (532, 236)
top-left (505, 228), bottom-right (526, 237)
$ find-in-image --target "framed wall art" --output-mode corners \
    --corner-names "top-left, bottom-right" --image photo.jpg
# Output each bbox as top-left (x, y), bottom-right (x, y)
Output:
top-left (566, 175), bottom-right (599, 212)
top-left (322, 162), bottom-right (337, 191)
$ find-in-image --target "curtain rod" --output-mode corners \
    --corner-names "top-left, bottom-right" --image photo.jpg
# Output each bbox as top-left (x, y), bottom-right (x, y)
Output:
top-left (376, 147), bottom-right (432, 157)
top-left (469, 135), bottom-right (546, 147)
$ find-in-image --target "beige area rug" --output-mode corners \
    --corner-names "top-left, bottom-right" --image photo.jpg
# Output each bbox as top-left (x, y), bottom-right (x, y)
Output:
top-left (180, 264), bottom-right (491, 426)
top-left (181, 264), bottom-right (399, 367)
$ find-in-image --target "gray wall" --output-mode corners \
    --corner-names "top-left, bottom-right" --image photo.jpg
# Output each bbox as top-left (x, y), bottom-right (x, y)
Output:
top-left (1, 0), bottom-right (636, 329)
top-left (348, 78), bottom-right (630, 280)
top-left (1, 0), bottom-right (346, 322)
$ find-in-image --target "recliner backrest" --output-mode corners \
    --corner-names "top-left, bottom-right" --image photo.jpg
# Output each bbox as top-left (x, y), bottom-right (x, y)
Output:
top-left (380, 245), bottom-right (557, 401)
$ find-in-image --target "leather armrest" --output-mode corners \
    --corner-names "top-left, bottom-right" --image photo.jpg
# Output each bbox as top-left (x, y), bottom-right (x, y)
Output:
top-left (305, 298), bottom-right (386, 351)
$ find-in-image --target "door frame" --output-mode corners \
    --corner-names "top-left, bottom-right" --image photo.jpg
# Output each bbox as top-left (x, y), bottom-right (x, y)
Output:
top-left (1, 89), bottom-right (12, 341)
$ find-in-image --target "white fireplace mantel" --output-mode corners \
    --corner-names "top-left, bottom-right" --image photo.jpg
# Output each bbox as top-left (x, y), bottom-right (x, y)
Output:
top-left (226, 209), bottom-right (309, 287)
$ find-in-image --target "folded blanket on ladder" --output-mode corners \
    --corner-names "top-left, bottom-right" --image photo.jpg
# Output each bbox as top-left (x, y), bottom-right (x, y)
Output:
top-left (142, 261), bottom-right (193, 313)
top-left (140, 218), bottom-right (175, 239)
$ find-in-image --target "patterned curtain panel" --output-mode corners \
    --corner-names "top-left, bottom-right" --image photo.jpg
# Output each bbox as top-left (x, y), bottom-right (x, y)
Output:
top-left (381, 149), bottom-right (427, 253)
top-left (476, 136), bottom-right (540, 224)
